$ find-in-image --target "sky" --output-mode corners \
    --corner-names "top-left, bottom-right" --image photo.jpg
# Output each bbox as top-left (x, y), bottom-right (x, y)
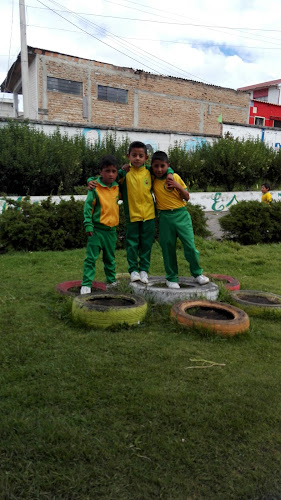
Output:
top-left (1, 0), bottom-right (281, 103)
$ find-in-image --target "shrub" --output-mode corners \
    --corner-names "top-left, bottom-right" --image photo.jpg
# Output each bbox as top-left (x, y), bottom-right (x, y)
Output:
top-left (219, 200), bottom-right (281, 245)
top-left (0, 197), bottom-right (209, 252)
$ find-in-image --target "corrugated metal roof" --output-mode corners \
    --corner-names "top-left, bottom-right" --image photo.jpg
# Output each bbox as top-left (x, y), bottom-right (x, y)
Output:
top-left (238, 79), bottom-right (281, 91)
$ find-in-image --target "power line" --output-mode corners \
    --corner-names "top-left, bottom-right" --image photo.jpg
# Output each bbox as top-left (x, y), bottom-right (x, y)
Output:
top-left (25, 24), bottom-right (281, 50)
top-left (34, 0), bottom-right (213, 83)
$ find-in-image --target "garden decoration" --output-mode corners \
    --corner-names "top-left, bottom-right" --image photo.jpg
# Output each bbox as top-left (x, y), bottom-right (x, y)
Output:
top-left (171, 299), bottom-right (250, 336)
top-left (56, 280), bottom-right (106, 296)
top-left (230, 290), bottom-right (281, 317)
top-left (130, 276), bottom-right (219, 304)
top-left (72, 293), bottom-right (147, 328)
top-left (205, 274), bottom-right (240, 291)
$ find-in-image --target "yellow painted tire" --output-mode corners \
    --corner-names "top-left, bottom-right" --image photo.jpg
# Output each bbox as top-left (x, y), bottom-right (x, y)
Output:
top-left (171, 300), bottom-right (250, 336)
top-left (72, 292), bottom-right (147, 329)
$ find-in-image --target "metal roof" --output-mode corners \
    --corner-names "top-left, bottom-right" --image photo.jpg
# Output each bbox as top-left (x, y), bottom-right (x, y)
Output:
top-left (238, 79), bottom-right (281, 91)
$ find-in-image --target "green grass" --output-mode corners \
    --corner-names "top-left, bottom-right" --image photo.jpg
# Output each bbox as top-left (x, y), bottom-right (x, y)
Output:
top-left (0, 239), bottom-right (281, 499)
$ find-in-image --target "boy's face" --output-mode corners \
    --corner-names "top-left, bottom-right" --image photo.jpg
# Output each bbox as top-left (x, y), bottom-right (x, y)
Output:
top-left (127, 148), bottom-right (148, 168)
top-left (261, 185), bottom-right (269, 193)
top-left (151, 160), bottom-right (170, 178)
top-left (100, 165), bottom-right (118, 186)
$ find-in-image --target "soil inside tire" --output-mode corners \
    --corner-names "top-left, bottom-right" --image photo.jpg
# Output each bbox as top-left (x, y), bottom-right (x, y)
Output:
top-left (239, 294), bottom-right (281, 305)
top-left (186, 306), bottom-right (235, 321)
top-left (89, 297), bottom-right (135, 307)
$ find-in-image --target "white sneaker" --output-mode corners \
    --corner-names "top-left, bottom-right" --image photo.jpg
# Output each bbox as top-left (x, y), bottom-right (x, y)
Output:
top-left (130, 271), bottom-right (141, 282)
top-left (140, 271), bottom-right (148, 284)
top-left (107, 281), bottom-right (118, 289)
top-left (80, 286), bottom-right (91, 294)
top-left (195, 274), bottom-right (210, 285)
top-left (166, 280), bottom-right (180, 289)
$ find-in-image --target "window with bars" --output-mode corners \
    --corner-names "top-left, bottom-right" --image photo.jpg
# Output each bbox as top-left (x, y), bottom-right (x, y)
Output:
top-left (47, 77), bottom-right (83, 95)
top-left (97, 85), bottom-right (128, 104)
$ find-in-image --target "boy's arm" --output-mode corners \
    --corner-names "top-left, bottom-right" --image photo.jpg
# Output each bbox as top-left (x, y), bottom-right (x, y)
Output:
top-left (87, 175), bottom-right (98, 191)
top-left (84, 191), bottom-right (96, 235)
top-left (166, 177), bottom-right (190, 201)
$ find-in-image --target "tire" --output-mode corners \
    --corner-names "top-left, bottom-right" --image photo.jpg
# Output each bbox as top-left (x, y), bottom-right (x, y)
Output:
top-left (130, 276), bottom-right (219, 304)
top-left (171, 300), bottom-right (250, 336)
top-left (72, 292), bottom-right (147, 328)
top-left (230, 290), bottom-right (281, 317)
top-left (205, 273), bottom-right (240, 291)
top-left (56, 280), bottom-right (106, 296)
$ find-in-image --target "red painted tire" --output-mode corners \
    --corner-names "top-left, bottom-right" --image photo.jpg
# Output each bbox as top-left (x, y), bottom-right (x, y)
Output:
top-left (56, 280), bottom-right (106, 296)
top-left (205, 274), bottom-right (240, 291)
top-left (171, 300), bottom-right (250, 336)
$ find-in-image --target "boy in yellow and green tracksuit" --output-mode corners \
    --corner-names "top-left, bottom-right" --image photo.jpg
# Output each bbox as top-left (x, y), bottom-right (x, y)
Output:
top-left (261, 183), bottom-right (272, 204)
top-left (151, 150), bottom-right (209, 289)
top-left (81, 155), bottom-right (119, 294)
top-left (88, 141), bottom-right (174, 284)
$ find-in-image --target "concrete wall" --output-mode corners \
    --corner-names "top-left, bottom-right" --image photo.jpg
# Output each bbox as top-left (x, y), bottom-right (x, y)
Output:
top-left (1, 191), bottom-right (280, 215)
top-left (33, 48), bottom-right (249, 136)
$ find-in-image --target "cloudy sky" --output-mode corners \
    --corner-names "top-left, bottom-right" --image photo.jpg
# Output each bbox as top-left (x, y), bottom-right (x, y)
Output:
top-left (1, 0), bottom-right (281, 101)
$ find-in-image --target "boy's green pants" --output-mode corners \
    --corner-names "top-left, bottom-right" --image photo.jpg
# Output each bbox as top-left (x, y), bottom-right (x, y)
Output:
top-left (159, 207), bottom-right (203, 282)
top-left (126, 219), bottom-right (155, 274)
top-left (82, 227), bottom-right (117, 286)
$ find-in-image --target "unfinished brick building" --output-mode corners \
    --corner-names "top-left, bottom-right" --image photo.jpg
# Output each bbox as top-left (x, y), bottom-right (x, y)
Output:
top-left (1, 46), bottom-right (249, 135)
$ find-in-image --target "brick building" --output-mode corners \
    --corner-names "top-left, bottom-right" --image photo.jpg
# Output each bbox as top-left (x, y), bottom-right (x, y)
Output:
top-left (1, 46), bottom-right (249, 135)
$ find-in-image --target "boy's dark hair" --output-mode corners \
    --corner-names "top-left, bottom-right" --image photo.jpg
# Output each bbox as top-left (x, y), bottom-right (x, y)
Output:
top-left (99, 154), bottom-right (118, 170)
top-left (262, 182), bottom-right (270, 190)
top-left (151, 151), bottom-right (169, 164)
top-left (128, 141), bottom-right (147, 154)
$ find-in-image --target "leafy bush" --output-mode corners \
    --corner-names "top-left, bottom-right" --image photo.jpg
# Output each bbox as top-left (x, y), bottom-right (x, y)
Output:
top-left (0, 197), bottom-right (209, 252)
top-left (219, 200), bottom-right (281, 245)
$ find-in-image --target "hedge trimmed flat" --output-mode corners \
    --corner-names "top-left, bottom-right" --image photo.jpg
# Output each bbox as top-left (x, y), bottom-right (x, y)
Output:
top-left (56, 280), bottom-right (106, 296)
top-left (205, 274), bottom-right (240, 291)
top-left (230, 290), bottom-right (281, 317)
top-left (130, 276), bottom-right (219, 304)
top-left (72, 293), bottom-right (147, 329)
top-left (171, 300), bottom-right (250, 336)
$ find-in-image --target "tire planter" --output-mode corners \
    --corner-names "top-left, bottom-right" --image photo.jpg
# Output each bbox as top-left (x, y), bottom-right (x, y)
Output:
top-left (205, 273), bottom-right (240, 291)
top-left (171, 300), bottom-right (250, 336)
top-left (230, 290), bottom-right (281, 317)
top-left (72, 292), bottom-right (147, 329)
top-left (130, 276), bottom-right (219, 304)
top-left (56, 280), bottom-right (106, 296)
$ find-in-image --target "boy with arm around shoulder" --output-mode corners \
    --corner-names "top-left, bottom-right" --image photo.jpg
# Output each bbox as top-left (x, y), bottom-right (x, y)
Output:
top-left (151, 151), bottom-right (209, 289)
top-left (80, 155), bottom-right (119, 295)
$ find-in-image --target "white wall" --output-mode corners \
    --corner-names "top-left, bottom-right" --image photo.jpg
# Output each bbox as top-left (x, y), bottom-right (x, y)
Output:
top-left (1, 191), bottom-right (280, 215)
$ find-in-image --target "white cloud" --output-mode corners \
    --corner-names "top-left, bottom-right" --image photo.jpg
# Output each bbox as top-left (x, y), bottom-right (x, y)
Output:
top-left (1, 0), bottom-right (281, 99)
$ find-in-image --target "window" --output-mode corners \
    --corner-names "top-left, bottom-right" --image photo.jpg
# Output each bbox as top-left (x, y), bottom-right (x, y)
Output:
top-left (274, 120), bottom-right (281, 128)
top-left (97, 85), bottom-right (128, 104)
top-left (254, 117), bottom-right (264, 126)
top-left (47, 77), bottom-right (82, 95)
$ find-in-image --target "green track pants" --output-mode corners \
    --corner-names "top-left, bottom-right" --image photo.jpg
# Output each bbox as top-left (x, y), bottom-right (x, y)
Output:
top-left (81, 227), bottom-right (117, 286)
top-left (159, 207), bottom-right (203, 282)
top-left (126, 219), bottom-right (155, 274)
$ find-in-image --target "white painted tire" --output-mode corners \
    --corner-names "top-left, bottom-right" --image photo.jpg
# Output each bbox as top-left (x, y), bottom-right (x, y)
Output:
top-left (130, 276), bottom-right (219, 304)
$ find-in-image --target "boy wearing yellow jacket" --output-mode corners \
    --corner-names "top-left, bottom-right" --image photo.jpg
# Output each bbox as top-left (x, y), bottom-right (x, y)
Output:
top-left (81, 155), bottom-right (119, 294)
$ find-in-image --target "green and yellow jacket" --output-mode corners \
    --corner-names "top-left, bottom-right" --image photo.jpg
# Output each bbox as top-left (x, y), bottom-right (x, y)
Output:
top-left (84, 177), bottom-right (119, 232)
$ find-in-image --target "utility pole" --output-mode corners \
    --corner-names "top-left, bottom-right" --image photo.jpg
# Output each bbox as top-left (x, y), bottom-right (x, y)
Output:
top-left (19, 0), bottom-right (29, 118)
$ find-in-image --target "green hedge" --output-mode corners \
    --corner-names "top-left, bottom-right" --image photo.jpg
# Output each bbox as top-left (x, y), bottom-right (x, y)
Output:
top-left (219, 200), bottom-right (281, 245)
top-left (1, 122), bottom-right (281, 196)
top-left (0, 198), bottom-right (209, 252)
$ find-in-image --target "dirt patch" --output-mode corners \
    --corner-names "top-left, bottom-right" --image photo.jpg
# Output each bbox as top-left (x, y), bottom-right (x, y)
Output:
top-left (89, 297), bottom-right (135, 307)
top-left (238, 294), bottom-right (281, 305)
top-left (187, 306), bottom-right (234, 321)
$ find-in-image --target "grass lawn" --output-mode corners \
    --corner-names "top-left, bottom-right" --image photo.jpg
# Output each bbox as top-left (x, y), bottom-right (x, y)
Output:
top-left (0, 238), bottom-right (281, 499)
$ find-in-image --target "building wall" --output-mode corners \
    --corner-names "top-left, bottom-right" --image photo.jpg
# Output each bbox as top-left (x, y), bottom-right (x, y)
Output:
top-left (28, 57), bottom-right (38, 119)
top-left (34, 49), bottom-right (249, 135)
top-left (249, 100), bottom-right (281, 128)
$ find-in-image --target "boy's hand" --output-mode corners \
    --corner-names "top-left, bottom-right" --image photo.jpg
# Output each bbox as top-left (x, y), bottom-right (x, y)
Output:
top-left (166, 176), bottom-right (178, 189)
top-left (88, 180), bottom-right (97, 190)
top-left (86, 231), bottom-right (93, 237)
top-left (122, 163), bottom-right (130, 172)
